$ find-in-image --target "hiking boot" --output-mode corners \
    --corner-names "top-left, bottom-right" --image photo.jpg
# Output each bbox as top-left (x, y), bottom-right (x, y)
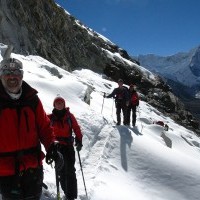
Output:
top-left (116, 122), bottom-right (121, 125)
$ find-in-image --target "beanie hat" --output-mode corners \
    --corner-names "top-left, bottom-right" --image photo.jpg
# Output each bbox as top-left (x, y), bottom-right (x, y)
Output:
top-left (118, 79), bottom-right (123, 83)
top-left (0, 58), bottom-right (23, 71)
top-left (53, 95), bottom-right (65, 107)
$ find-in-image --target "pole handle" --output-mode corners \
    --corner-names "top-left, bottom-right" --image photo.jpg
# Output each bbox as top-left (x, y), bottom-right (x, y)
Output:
top-left (101, 92), bottom-right (105, 114)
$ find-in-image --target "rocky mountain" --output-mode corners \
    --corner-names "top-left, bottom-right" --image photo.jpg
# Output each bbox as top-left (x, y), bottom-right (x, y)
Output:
top-left (135, 46), bottom-right (200, 119)
top-left (0, 0), bottom-right (139, 73)
top-left (136, 46), bottom-right (200, 96)
top-left (0, 0), bottom-right (199, 133)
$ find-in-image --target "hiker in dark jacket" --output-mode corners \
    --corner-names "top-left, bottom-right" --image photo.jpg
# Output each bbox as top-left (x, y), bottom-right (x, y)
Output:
top-left (48, 96), bottom-right (83, 200)
top-left (0, 57), bottom-right (62, 200)
top-left (127, 84), bottom-right (139, 126)
top-left (105, 79), bottom-right (129, 125)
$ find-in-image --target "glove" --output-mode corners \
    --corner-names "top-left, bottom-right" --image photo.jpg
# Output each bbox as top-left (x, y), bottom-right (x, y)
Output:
top-left (46, 141), bottom-right (60, 165)
top-left (75, 137), bottom-right (83, 151)
top-left (103, 93), bottom-right (106, 98)
top-left (46, 142), bottom-right (64, 171)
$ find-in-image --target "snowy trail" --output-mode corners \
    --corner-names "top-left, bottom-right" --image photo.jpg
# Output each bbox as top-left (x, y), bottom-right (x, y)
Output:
top-left (1, 53), bottom-right (200, 200)
top-left (77, 125), bottom-right (115, 197)
top-left (82, 114), bottom-right (200, 200)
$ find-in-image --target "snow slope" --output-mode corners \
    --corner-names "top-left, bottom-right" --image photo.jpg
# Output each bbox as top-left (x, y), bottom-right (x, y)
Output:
top-left (0, 50), bottom-right (200, 200)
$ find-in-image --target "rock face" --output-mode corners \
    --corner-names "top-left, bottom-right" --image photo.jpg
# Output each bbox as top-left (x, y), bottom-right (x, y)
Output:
top-left (0, 0), bottom-right (137, 72)
top-left (0, 0), bottom-right (199, 133)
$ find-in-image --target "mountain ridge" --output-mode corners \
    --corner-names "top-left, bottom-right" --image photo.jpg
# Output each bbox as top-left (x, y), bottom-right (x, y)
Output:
top-left (136, 45), bottom-right (200, 89)
top-left (135, 45), bottom-right (200, 119)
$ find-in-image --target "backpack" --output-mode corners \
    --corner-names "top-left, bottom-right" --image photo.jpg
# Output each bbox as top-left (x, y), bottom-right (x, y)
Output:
top-left (131, 92), bottom-right (139, 106)
top-left (154, 121), bottom-right (164, 127)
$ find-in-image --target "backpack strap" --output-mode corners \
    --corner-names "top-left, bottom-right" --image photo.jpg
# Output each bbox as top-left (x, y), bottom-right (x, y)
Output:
top-left (50, 111), bottom-right (73, 136)
top-left (66, 113), bottom-right (72, 135)
top-left (27, 95), bottom-right (39, 115)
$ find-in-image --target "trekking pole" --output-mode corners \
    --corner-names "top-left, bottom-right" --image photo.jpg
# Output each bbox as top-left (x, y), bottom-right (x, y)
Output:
top-left (77, 151), bottom-right (88, 199)
top-left (111, 98), bottom-right (116, 122)
top-left (101, 92), bottom-right (105, 114)
top-left (137, 106), bottom-right (144, 134)
top-left (55, 168), bottom-right (61, 200)
top-left (112, 98), bottom-right (114, 117)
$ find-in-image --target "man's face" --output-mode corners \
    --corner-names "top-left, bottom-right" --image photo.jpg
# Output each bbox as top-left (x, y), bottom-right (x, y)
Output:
top-left (0, 68), bottom-right (23, 94)
top-left (118, 81), bottom-right (123, 87)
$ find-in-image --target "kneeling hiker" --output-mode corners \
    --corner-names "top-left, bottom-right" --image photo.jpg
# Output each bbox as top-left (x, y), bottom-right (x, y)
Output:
top-left (48, 95), bottom-right (83, 200)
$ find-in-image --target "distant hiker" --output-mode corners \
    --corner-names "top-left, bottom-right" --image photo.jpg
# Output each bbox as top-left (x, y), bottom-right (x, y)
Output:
top-left (0, 58), bottom-right (63, 200)
top-left (48, 95), bottom-right (83, 200)
top-left (104, 79), bottom-right (129, 125)
top-left (127, 84), bottom-right (139, 126)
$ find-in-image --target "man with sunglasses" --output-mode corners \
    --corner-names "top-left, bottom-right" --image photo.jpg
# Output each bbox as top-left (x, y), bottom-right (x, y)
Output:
top-left (0, 58), bottom-right (63, 200)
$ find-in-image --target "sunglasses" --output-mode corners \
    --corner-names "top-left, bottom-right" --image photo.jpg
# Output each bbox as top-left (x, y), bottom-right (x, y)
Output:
top-left (1, 69), bottom-right (24, 76)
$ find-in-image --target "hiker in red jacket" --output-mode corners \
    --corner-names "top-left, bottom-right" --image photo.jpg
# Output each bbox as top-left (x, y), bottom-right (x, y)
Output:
top-left (0, 57), bottom-right (63, 200)
top-left (127, 84), bottom-right (139, 126)
top-left (48, 95), bottom-right (83, 200)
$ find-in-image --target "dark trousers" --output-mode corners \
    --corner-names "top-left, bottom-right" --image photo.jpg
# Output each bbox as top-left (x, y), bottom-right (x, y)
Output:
top-left (116, 101), bottom-right (127, 124)
top-left (127, 105), bottom-right (137, 126)
top-left (59, 146), bottom-right (77, 199)
top-left (0, 166), bottom-right (43, 200)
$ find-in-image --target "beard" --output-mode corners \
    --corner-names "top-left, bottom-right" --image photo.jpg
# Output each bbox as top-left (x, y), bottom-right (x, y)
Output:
top-left (2, 77), bottom-right (22, 94)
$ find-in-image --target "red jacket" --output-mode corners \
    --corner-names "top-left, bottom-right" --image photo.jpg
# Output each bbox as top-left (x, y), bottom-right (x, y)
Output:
top-left (0, 81), bottom-right (55, 176)
top-left (48, 108), bottom-right (82, 145)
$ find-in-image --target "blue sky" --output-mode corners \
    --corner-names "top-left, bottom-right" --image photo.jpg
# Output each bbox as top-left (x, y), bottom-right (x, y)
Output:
top-left (55, 0), bottom-right (200, 56)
